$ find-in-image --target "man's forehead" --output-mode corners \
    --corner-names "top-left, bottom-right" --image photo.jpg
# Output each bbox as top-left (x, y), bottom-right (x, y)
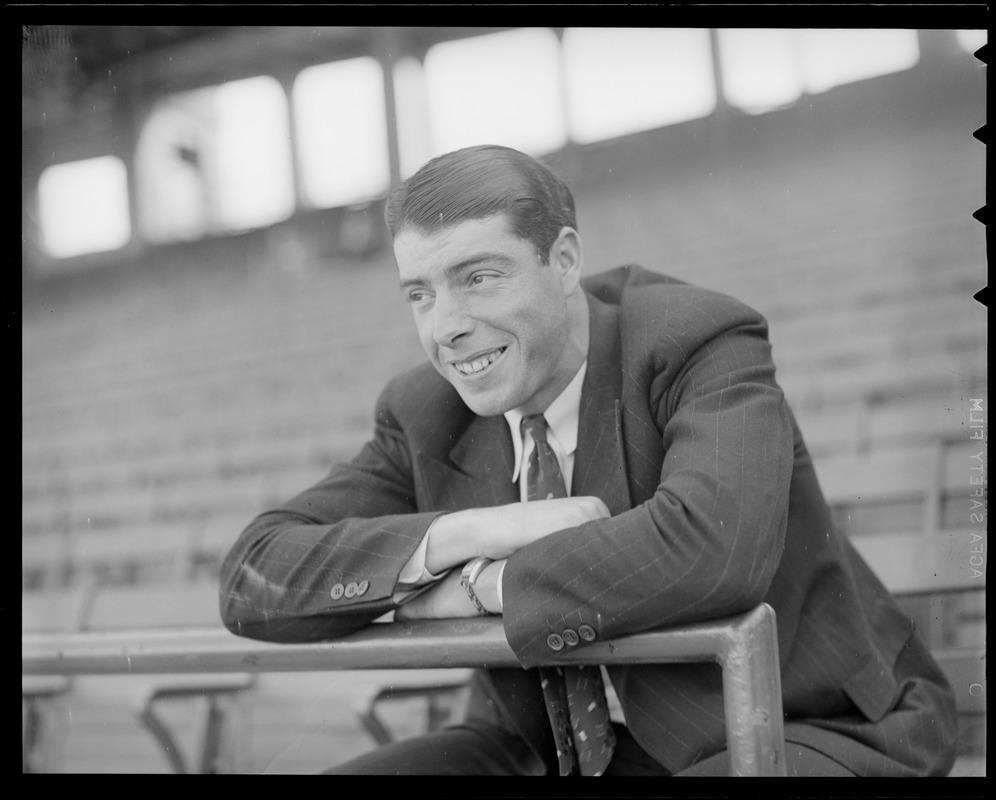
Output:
top-left (395, 214), bottom-right (515, 248)
top-left (394, 215), bottom-right (527, 271)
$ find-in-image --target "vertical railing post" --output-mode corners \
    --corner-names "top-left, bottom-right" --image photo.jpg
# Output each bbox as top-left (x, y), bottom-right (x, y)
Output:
top-left (718, 603), bottom-right (787, 776)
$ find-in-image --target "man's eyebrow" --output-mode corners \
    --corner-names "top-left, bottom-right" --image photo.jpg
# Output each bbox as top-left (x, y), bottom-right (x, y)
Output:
top-left (399, 253), bottom-right (514, 290)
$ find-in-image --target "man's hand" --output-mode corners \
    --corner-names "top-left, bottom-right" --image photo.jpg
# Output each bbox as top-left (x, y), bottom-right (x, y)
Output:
top-left (395, 567), bottom-right (480, 621)
top-left (424, 496), bottom-right (610, 574)
top-left (472, 496), bottom-right (611, 560)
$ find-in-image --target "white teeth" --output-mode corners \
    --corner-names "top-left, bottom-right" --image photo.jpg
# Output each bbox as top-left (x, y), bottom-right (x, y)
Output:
top-left (454, 348), bottom-right (504, 375)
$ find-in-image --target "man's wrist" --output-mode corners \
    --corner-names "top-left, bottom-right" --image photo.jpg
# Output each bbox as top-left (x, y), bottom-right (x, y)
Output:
top-left (472, 558), bottom-right (505, 614)
top-left (460, 557), bottom-right (493, 615)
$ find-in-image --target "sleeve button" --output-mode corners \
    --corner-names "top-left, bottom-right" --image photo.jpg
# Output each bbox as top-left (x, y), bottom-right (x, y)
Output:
top-left (562, 628), bottom-right (580, 646)
top-left (578, 624), bottom-right (596, 642)
top-left (344, 581), bottom-right (359, 598)
top-left (330, 583), bottom-right (345, 600)
top-left (546, 633), bottom-right (565, 651)
top-left (356, 579), bottom-right (370, 596)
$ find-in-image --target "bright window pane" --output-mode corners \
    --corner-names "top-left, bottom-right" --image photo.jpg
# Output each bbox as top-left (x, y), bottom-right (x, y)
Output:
top-left (135, 93), bottom-right (213, 243)
top-left (394, 56), bottom-right (432, 179)
top-left (135, 77), bottom-right (294, 241)
top-left (563, 28), bottom-right (716, 144)
top-left (294, 56), bottom-right (390, 208)
top-left (717, 29), bottom-right (805, 114)
top-left (38, 156), bottom-right (131, 259)
top-left (956, 29), bottom-right (986, 54)
top-left (423, 28), bottom-right (567, 157)
top-left (215, 76), bottom-right (295, 231)
top-left (800, 30), bottom-right (919, 94)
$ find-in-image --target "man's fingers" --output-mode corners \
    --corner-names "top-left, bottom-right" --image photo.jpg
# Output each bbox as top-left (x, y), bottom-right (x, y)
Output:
top-left (475, 496), bottom-right (612, 560)
top-left (517, 496), bottom-right (610, 529)
top-left (575, 495), bottom-right (611, 518)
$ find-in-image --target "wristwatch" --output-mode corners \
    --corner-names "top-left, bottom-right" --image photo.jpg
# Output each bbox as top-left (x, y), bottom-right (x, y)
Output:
top-left (460, 557), bottom-right (494, 615)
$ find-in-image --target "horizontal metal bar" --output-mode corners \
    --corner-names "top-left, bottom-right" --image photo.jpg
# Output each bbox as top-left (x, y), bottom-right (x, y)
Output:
top-left (22, 604), bottom-right (785, 775)
top-left (22, 612), bottom-right (755, 676)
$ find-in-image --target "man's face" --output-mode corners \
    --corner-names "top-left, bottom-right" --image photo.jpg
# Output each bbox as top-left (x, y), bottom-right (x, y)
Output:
top-left (394, 215), bottom-right (578, 417)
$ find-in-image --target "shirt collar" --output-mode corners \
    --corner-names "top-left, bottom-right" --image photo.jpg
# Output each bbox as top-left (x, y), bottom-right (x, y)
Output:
top-left (503, 360), bottom-right (587, 483)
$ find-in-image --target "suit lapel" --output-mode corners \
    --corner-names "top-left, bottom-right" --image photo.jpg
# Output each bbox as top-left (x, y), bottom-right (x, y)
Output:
top-left (416, 413), bottom-right (519, 511)
top-left (572, 295), bottom-right (632, 515)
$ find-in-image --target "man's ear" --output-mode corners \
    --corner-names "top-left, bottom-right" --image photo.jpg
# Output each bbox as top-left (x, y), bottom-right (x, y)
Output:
top-left (550, 226), bottom-right (583, 295)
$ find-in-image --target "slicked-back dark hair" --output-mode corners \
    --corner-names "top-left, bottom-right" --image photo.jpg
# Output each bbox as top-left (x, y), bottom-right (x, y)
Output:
top-left (384, 144), bottom-right (577, 263)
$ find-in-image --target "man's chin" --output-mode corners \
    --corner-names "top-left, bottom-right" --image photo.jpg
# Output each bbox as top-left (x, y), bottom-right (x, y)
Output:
top-left (452, 386), bottom-right (515, 418)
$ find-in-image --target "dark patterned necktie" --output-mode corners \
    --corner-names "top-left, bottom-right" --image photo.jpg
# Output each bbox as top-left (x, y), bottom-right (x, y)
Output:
top-left (522, 414), bottom-right (616, 777)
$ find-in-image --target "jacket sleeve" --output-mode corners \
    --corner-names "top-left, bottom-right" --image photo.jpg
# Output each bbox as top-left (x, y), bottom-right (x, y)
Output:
top-left (501, 308), bottom-right (795, 668)
top-left (219, 381), bottom-right (441, 643)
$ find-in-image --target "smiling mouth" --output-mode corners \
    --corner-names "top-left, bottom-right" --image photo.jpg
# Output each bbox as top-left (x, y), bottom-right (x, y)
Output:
top-left (451, 347), bottom-right (507, 377)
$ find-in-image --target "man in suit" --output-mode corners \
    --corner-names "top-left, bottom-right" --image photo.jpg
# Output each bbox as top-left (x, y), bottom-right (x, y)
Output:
top-left (219, 144), bottom-right (957, 776)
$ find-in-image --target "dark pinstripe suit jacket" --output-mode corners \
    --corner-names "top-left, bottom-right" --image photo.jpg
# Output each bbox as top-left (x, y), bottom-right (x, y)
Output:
top-left (220, 265), bottom-right (957, 776)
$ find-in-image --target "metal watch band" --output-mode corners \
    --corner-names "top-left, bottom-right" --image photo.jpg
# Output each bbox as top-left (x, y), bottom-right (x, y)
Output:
top-left (460, 556), bottom-right (494, 615)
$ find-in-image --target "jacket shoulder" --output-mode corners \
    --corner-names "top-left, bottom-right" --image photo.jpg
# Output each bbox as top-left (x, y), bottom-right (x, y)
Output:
top-left (585, 265), bottom-right (770, 348)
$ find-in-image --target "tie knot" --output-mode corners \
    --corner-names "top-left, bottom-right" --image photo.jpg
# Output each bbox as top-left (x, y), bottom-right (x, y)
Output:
top-left (521, 414), bottom-right (549, 443)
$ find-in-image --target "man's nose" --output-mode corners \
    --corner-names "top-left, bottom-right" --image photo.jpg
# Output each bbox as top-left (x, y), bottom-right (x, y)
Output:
top-left (432, 291), bottom-right (473, 346)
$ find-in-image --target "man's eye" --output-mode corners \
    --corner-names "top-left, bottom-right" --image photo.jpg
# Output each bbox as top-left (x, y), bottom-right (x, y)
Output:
top-left (470, 274), bottom-right (491, 286)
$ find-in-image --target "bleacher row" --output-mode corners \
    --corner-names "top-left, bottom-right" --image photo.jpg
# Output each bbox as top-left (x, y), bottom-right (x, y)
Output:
top-left (22, 277), bottom-right (985, 567)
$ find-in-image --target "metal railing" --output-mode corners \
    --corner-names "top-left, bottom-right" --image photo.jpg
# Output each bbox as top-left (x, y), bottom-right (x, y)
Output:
top-left (22, 602), bottom-right (786, 776)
